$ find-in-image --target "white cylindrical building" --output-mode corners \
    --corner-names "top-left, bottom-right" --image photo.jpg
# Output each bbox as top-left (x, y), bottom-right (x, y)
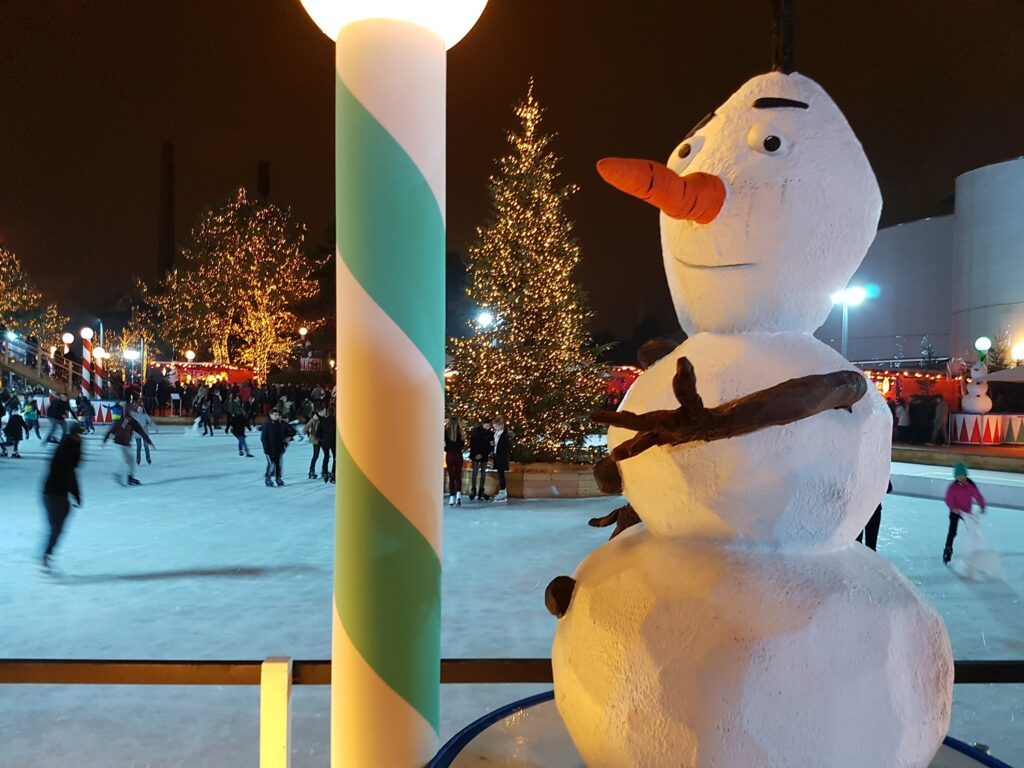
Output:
top-left (951, 156), bottom-right (1024, 356)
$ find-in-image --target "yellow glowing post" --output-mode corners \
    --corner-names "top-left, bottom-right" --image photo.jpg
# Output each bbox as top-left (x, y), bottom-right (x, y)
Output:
top-left (298, 3), bottom-right (487, 766)
top-left (259, 657), bottom-right (293, 768)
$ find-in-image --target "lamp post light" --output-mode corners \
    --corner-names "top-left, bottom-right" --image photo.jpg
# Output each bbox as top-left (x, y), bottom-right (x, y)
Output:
top-left (124, 349), bottom-right (140, 383)
top-left (299, 3), bottom-right (488, 765)
top-left (476, 309), bottom-right (494, 329)
top-left (830, 286), bottom-right (868, 359)
top-left (1011, 342), bottom-right (1024, 367)
top-left (184, 350), bottom-right (196, 363)
top-left (975, 336), bottom-right (992, 362)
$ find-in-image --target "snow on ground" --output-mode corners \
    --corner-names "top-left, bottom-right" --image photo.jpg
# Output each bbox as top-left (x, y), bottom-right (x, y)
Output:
top-left (0, 428), bottom-right (1021, 766)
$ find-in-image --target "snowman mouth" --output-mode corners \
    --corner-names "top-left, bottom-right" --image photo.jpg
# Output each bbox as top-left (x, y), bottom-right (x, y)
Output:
top-left (675, 257), bottom-right (756, 270)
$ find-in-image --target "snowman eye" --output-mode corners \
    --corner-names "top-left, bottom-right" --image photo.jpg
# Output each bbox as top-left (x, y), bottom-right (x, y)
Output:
top-left (747, 123), bottom-right (792, 157)
top-left (669, 135), bottom-right (704, 171)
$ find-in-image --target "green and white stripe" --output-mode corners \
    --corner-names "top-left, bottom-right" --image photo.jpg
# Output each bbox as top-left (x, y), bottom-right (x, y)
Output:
top-left (331, 19), bottom-right (446, 768)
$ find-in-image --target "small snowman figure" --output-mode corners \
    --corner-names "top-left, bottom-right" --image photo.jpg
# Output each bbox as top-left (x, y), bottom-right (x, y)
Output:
top-left (546, 72), bottom-right (953, 768)
top-left (961, 361), bottom-right (993, 414)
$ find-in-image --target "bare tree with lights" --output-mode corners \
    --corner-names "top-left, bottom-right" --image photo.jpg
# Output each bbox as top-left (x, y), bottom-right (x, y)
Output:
top-left (143, 188), bottom-right (323, 382)
top-left (0, 245), bottom-right (68, 345)
top-left (447, 82), bottom-right (605, 463)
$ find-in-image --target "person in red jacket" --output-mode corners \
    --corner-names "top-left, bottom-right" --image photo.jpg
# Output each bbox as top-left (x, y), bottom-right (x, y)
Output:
top-left (944, 462), bottom-right (986, 564)
top-left (103, 407), bottom-right (155, 486)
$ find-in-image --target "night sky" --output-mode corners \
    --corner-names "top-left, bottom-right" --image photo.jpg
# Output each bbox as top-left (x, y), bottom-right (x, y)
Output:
top-left (2, 0), bottom-right (1023, 342)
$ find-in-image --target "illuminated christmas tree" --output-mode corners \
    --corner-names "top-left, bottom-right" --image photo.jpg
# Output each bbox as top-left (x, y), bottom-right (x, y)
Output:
top-left (0, 246), bottom-right (67, 345)
top-left (144, 188), bottom-right (323, 381)
top-left (447, 82), bottom-right (605, 462)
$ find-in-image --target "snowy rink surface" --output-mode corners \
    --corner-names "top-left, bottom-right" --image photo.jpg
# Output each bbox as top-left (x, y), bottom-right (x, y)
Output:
top-left (0, 428), bottom-right (1021, 766)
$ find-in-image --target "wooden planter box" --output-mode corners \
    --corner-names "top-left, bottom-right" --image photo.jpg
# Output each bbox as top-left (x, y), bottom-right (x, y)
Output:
top-left (443, 462), bottom-right (609, 499)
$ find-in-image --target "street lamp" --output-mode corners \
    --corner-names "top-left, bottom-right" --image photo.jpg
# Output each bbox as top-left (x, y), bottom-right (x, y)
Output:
top-left (830, 286), bottom-right (868, 359)
top-left (61, 332), bottom-right (74, 346)
top-left (80, 327), bottom-right (94, 341)
top-left (184, 350), bottom-right (195, 363)
top-left (476, 310), bottom-right (494, 329)
top-left (299, 326), bottom-right (309, 338)
top-left (975, 336), bottom-right (992, 362)
top-left (299, 3), bottom-right (488, 766)
top-left (124, 348), bottom-right (140, 383)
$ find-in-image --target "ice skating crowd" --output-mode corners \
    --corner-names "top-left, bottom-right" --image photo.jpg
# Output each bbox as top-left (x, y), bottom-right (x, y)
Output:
top-left (0, 375), bottom-right (345, 573)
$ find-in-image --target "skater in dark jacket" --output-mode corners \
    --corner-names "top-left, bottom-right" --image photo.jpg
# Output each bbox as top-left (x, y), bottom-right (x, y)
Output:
top-left (2, 409), bottom-right (26, 457)
top-left (468, 418), bottom-right (493, 501)
top-left (231, 410), bottom-right (253, 457)
top-left (316, 409), bottom-right (336, 483)
top-left (103, 410), bottom-right (154, 486)
top-left (261, 409), bottom-right (295, 487)
top-left (42, 423), bottom-right (84, 570)
top-left (444, 416), bottom-right (466, 506)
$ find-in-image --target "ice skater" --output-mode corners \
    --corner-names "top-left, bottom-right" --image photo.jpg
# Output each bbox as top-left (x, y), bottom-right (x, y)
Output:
top-left (230, 407), bottom-right (253, 456)
top-left (856, 480), bottom-right (892, 551)
top-left (42, 423), bottom-right (84, 571)
top-left (103, 405), bottom-right (155, 486)
top-left (129, 404), bottom-right (158, 465)
top-left (44, 393), bottom-right (71, 443)
top-left (2, 405), bottom-right (25, 457)
top-left (444, 416), bottom-right (465, 506)
top-left (304, 406), bottom-right (324, 479)
top-left (261, 409), bottom-right (295, 487)
top-left (77, 392), bottom-right (96, 433)
top-left (468, 417), bottom-right (493, 501)
top-left (491, 417), bottom-right (512, 503)
top-left (317, 407), bottom-right (336, 483)
top-left (943, 463), bottom-right (986, 564)
top-left (23, 397), bottom-right (41, 439)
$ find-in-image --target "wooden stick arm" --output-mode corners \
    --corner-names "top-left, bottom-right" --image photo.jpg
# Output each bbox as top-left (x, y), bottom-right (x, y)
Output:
top-left (594, 359), bottom-right (867, 463)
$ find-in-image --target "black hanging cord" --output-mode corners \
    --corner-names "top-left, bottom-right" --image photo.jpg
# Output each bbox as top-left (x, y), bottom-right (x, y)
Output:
top-left (771, 0), bottom-right (795, 73)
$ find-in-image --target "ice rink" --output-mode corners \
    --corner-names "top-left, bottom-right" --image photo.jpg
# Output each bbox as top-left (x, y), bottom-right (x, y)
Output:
top-left (1, 427), bottom-right (1021, 766)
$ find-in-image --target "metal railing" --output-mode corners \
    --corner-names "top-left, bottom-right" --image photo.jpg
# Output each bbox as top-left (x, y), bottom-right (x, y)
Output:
top-left (1, 658), bottom-right (1022, 767)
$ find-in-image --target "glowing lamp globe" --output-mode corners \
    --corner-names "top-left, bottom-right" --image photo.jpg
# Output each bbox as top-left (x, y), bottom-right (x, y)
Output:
top-left (299, 326), bottom-right (309, 337)
top-left (80, 327), bottom-right (94, 341)
top-left (299, 0), bottom-right (487, 48)
top-left (185, 350), bottom-right (196, 363)
top-left (94, 346), bottom-right (105, 358)
top-left (975, 336), bottom-right (993, 353)
top-left (61, 333), bottom-right (74, 345)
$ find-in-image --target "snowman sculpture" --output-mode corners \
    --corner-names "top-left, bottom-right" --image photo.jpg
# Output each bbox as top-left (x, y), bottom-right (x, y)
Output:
top-left (546, 72), bottom-right (953, 767)
top-left (961, 361), bottom-right (993, 414)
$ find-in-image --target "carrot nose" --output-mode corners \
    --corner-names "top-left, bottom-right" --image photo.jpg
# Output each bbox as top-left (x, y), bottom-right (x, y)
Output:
top-left (596, 157), bottom-right (726, 224)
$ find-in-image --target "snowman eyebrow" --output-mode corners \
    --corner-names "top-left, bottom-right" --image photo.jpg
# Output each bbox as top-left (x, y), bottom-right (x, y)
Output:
top-left (683, 112), bottom-right (715, 140)
top-left (752, 97), bottom-right (809, 110)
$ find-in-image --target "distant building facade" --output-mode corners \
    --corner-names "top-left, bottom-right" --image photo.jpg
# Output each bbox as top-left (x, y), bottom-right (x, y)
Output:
top-left (816, 156), bottom-right (1024, 364)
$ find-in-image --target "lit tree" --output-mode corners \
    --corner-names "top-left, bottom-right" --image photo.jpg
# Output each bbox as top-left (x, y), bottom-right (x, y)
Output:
top-left (447, 82), bottom-right (605, 462)
top-left (985, 326), bottom-right (1012, 372)
top-left (0, 245), bottom-right (68, 345)
top-left (143, 188), bottom-right (323, 381)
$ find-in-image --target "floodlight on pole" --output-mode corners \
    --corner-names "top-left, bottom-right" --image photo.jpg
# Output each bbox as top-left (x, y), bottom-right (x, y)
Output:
top-left (298, 2), bottom-right (488, 765)
top-left (830, 286), bottom-right (870, 359)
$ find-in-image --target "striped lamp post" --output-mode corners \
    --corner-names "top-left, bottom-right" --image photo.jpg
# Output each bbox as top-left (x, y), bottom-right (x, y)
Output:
top-left (298, 3), bottom-right (487, 767)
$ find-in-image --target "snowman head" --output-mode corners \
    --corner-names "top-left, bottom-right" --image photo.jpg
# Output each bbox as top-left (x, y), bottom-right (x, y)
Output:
top-left (599, 72), bottom-right (881, 334)
top-left (970, 362), bottom-right (988, 383)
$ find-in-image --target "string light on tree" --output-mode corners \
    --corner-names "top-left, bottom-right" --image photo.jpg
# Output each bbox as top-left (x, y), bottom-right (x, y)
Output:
top-left (0, 246), bottom-right (68, 346)
top-left (447, 81), bottom-right (605, 462)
